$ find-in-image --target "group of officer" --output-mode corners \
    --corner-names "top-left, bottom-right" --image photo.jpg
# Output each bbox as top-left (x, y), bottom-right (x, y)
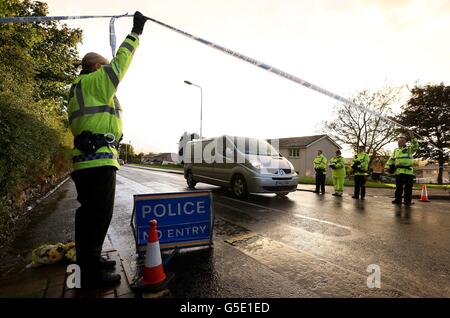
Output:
top-left (313, 130), bottom-right (419, 205)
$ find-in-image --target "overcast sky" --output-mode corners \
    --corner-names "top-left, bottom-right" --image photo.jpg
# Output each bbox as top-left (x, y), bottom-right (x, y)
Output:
top-left (45, 0), bottom-right (450, 155)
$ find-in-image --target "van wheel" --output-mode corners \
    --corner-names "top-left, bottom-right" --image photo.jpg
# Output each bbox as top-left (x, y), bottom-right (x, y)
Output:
top-left (186, 170), bottom-right (197, 188)
top-left (276, 192), bottom-right (289, 197)
top-left (232, 175), bottom-right (248, 199)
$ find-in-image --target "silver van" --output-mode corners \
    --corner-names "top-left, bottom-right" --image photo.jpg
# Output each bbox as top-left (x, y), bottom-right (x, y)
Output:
top-left (183, 135), bottom-right (298, 198)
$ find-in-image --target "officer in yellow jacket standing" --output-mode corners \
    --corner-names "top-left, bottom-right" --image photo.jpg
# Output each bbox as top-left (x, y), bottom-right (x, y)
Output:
top-left (384, 130), bottom-right (419, 206)
top-left (313, 150), bottom-right (327, 194)
top-left (351, 145), bottom-right (370, 200)
top-left (329, 149), bottom-right (346, 197)
top-left (68, 12), bottom-right (148, 289)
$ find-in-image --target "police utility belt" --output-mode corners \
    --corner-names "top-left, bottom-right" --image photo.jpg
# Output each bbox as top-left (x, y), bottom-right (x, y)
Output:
top-left (74, 131), bottom-right (120, 154)
top-left (388, 164), bottom-right (412, 174)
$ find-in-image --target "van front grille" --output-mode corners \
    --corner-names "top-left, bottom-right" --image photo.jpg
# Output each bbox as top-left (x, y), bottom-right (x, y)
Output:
top-left (267, 168), bottom-right (292, 174)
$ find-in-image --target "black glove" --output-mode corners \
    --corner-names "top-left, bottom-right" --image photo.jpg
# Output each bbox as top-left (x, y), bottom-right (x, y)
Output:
top-left (132, 11), bottom-right (148, 35)
top-left (388, 164), bottom-right (396, 174)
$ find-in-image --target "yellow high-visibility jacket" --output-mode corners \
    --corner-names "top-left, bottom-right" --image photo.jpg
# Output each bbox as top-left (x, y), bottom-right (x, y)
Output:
top-left (68, 33), bottom-right (139, 171)
top-left (352, 151), bottom-right (370, 176)
top-left (329, 155), bottom-right (346, 178)
top-left (385, 139), bottom-right (419, 175)
top-left (313, 154), bottom-right (328, 173)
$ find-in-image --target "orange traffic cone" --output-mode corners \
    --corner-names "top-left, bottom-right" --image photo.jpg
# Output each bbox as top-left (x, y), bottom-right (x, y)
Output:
top-left (133, 220), bottom-right (173, 292)
top-left (419, 185), bottom-right (430, 202)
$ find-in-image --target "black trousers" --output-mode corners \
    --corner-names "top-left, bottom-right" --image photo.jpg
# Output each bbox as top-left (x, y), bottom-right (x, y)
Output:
top-left (395, 174), bottom-right (414, 203)
top-left (315, 172), bottom-right (326, 193)
top-left (71, 166), bottom-right (116, 282)
top-left (354, 175), bottom-right (367, 198)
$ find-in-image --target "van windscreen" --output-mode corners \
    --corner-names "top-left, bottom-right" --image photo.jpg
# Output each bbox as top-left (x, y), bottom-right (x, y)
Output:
top-left (233, 137), bottom-right (279, 156)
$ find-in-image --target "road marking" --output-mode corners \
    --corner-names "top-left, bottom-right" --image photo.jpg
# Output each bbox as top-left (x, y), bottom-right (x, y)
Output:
top-left (220, 196), bottom-right (352, 230)
top-left (223, 228), bottom-right (416, 298)
top-left (225, 232), bottom-right (258, 245)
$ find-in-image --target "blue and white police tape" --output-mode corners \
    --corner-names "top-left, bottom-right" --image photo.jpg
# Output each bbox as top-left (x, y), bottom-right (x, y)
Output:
top-left (0, 14), bottom-right (131, 23)
top-left (0, 13), bottom-right (445, 154)
top-left (143, 16), bottom-right (445, 154)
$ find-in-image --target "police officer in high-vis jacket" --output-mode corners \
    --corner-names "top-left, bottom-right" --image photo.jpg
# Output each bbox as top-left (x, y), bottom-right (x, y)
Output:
top-left (351, 145), bottom-right (370, 200)
top-left (68, 12), bottom-right (147, 289)
top-left (329, 149), bottom-right (346, 197)
top-left (384, 130), bottom-right (419, 206)
top-left (313, 150), bottom-right (327, 194)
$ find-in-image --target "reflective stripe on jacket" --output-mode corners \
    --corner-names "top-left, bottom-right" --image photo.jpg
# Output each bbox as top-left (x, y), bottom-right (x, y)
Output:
top-left (329, 155), bottom-right (346, 178)
top-left (68, 33), bottom-right (139, 171)
top-left (384, 138), bottom-right (419, 175)
top-left (352, 152), bottom-right (370, 176)
top-left (313, 154), bottom-right (328, 173)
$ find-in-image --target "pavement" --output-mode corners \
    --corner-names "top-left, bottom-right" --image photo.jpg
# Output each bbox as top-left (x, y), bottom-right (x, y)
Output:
top-left (0, 249), bottom-right (134, 298)
top-left (0, 165), bottom-right (449, 298)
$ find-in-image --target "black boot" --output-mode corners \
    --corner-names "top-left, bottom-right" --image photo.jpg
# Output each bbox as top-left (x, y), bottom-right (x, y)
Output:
top-left (98, 272), bottom-right (121, 286)
top-left (100, 257), bottom-right (116, 270)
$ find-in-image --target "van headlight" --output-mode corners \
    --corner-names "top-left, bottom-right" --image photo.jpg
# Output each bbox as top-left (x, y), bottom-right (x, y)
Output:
top-left (250, 160), bottom-right (262, 170)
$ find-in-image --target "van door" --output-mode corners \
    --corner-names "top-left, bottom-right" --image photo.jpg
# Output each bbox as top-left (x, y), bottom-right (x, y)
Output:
top-left (194, 139), bottom-right (221, 186)
top-left (213, 136), bottom-right (236, 185)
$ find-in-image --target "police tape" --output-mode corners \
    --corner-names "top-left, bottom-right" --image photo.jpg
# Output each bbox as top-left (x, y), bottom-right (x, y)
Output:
top-left (144, 16), bottom-right (446, 154)
top-left (0, 14), bottom-right (132, 23)
top-left (0, 13), bottom-right (445, 154)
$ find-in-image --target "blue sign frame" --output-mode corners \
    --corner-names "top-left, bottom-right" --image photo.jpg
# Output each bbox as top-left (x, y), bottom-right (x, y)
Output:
top-left (131, 191), bottom-right (214, 254)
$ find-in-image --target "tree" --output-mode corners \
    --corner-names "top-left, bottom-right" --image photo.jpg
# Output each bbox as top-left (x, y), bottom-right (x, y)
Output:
top-left (398, 84), bottom-right (450, 184)
top-left (118, 143), bottom-right (135, 163)
top-left (322, 86), bottom-right (402, 161)
top-left (0, 0), bottom-right (82, 245)
top-left (0, 0), bottom-right (82, 113)
top-left (135, 152), bottom-right (145, 164)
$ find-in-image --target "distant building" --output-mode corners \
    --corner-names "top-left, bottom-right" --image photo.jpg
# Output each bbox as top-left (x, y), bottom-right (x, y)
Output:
top-left (141, 153), bottom-right (177, 165)
top-left (274, 135), bottom-right (341, 176)
top-left (414, 163), bottom-right (449, 183)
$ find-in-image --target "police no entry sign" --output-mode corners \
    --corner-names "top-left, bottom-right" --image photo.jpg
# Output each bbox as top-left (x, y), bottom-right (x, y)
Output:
top-left (131, 191), bottom-right (213, 252)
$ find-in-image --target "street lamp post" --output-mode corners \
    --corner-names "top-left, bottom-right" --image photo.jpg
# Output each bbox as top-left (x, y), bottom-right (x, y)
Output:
top-left (184, 80), bottom-right (203, 139)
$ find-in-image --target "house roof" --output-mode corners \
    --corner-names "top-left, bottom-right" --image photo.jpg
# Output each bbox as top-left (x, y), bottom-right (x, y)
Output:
top-left (276, 135), bottom-right (341, 149)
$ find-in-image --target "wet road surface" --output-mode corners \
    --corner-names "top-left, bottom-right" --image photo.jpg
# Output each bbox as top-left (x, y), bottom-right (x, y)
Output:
top-left (115, 166), bottom-right (450, 297)
top-left (1, 165), bottom-right (449, 297)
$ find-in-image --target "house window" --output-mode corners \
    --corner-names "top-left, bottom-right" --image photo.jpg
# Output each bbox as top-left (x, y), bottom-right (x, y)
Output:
top-left (289, 148), bottom-right (300, 158)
